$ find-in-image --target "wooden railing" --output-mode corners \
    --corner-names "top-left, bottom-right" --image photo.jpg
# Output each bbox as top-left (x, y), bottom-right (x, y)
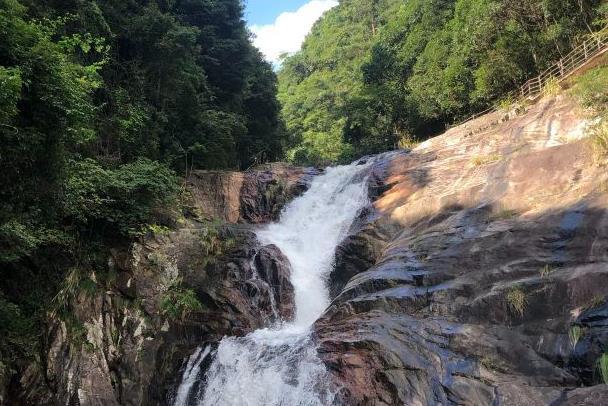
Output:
top-left (456, 27), bottom-right (608, 127)
top-left (520, 27), bottom-right (608, 100)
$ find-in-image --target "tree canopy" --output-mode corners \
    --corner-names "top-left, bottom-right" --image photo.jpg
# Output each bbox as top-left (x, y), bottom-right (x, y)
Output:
top-left (278, 0), bottom-right (604, 165)
top-left (0, 0), bottom-right (285, 371)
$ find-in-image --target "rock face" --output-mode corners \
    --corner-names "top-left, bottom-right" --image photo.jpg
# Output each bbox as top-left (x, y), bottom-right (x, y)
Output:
top-left (315, 94), bottom-right (608, 404)
top-left (186, 163), bottom-right (319, 224)
top-left (13, 166), bottom-right (312, 406)
top-left (13, 92), bottom-right (608, 406)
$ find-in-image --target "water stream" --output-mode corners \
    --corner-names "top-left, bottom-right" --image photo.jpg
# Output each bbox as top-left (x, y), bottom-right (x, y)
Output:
top-left (173, 162), bottom-right (371, 406)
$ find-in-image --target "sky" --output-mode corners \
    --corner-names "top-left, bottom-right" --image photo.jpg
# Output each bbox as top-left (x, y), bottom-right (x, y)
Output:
top-left (245, 0), bottom-right (338, 64)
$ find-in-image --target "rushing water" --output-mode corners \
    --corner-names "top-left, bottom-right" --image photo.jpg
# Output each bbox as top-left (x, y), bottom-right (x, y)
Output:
top-left (173, 162), bottom-right (371, 406)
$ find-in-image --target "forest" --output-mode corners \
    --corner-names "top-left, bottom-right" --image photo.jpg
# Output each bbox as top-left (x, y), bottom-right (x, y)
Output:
top-left (279, 0), bottom-right (607, 164)
top-left (0, 0), bottom-right (284, 375)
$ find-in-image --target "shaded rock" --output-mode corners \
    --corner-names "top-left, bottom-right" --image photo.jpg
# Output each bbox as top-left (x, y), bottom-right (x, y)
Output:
top-left (568, 303), bottom-right (608, 385)
top-left (554, 385), bottom-right (608, 405)
top-left (316, 94), bottom-right (608, 404)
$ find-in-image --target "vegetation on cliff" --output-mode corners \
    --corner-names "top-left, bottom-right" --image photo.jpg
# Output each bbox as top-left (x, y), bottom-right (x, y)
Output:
top-left (278, 0), bottom-right (607, 164)
top-left (0, 0), bottom-right (285, 377)
top-left (573, 65), bottom-right (608, 160)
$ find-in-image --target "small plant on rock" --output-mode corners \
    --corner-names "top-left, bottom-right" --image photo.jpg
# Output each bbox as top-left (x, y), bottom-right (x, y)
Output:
top-left (160, 281), bottom-right (203, 321)
top-left (569, 325), bottom-right (584, 349)
top-left (507, 286), bottom-right (528, 317)
top-left (397, 134), bottom-right (420, 150)
top-left (540, 264), bottom-right (554, 278)
top-left (598, 353), bottom-right (608, 384)
top-left (471, 154), bottom-right (501, 167)
top-left (586, 294), bottom-right (605, 310)
top-left (146, 223), bottom-right (171, 236)
top-left (199, 221), bottom-right (236, 264)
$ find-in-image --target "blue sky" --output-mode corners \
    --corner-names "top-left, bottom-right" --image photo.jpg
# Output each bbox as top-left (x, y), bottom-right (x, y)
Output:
top-left (245, 0), bottom-right (338, 64)
top-left (244, 0), bottom-right (311, 26)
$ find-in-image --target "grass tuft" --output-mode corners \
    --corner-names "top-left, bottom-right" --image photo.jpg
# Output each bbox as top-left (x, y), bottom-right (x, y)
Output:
top-left (586, 294), bottom-right (605, 310)
top-left (471, 154), bottom-right (502, 167)
top-left (540, 264), bottom-right (554, 278)
top-left (490, 207), bottom-right (517, 221)
top-left (507, 286), bottom-right (528, 317)
top-left (569, 325), bottom-right (584, 349)
top-left (598, 353), bottom-right (608, 384)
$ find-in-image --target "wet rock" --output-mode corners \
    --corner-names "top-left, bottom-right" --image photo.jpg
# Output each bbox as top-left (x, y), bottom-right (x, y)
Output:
top-left (254, 244), bottom-right (295, 321)
top-left (19, 225), bottom-right (296, 406)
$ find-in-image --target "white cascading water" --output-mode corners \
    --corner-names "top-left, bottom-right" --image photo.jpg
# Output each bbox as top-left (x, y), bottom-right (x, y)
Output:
top-left (174, 162), bottom-right (371, 406)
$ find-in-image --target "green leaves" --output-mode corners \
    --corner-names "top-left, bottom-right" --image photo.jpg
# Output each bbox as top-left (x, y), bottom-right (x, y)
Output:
top-left (279, 0), bottom-right (604, 164)
top-left (64, 158), bottom-right (179, 237)
top-left (0, 66), bottom-right (21, 123)
top-left (160, 281), bottom-right (203, 321)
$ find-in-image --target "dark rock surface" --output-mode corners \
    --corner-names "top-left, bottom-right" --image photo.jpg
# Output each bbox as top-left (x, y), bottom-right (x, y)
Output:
top-left (316, 94), bottom-right (608, 405)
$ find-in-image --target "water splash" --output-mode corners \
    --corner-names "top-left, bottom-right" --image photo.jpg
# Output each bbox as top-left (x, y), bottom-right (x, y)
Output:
top-left (177, 162), bottom-right (371, 405)
top-left (173, 346), bottom-right (212, 406)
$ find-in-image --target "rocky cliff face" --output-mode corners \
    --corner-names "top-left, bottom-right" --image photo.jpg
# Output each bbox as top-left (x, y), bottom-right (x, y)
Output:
top-left (316, 93), bottom-right (608, 405)
top-left (12, 165), bottom-right (316, 405)
top-left (13, 93), bottom-right (608, 406)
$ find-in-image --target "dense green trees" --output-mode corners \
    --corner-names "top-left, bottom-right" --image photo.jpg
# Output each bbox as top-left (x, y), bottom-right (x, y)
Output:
top-left (0, 0), bottom-right (285, 374)
top-left (279, 0), bottom-right (605, 164)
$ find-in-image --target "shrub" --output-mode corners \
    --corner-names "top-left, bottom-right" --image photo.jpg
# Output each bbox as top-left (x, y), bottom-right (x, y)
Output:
top-left (572, 66), bottom-right (608, 162)
top-left (64, 158), bottom-right (179, 237)
top-left (160, 282), bottom-right (203, 321)
top-left (542, 77), bottom-right (561, 97)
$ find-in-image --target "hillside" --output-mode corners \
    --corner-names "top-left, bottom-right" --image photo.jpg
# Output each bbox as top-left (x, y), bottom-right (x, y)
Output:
top-left (278, 0), bottom-right (605, 164)
top-left (318, 77), bottom-right (608, 405)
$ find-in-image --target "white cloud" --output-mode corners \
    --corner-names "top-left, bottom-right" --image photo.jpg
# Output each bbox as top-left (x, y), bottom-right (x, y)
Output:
top-left (250, 0), bottom-right (338, 64)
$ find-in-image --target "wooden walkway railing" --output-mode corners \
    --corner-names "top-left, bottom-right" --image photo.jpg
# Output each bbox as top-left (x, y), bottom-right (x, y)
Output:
top-left (456, 26), bottom-right (608, 127)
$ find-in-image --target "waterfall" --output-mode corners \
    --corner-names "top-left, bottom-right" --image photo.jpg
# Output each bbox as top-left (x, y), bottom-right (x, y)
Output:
top-left (173, 346), bottom-right (212, 406)
top-left (175, 162), bottom-right (371, 406)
